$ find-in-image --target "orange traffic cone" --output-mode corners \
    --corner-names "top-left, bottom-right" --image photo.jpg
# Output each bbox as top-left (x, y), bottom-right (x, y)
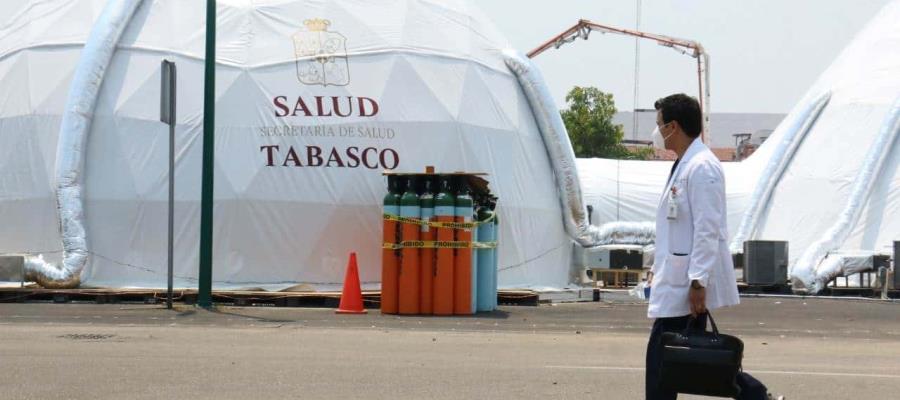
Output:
top-left (336, 252), bottom-right (368, 314)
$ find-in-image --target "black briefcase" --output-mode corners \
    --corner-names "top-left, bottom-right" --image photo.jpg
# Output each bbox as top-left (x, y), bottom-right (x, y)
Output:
top-left (659, 312), bottom-right (744, 397)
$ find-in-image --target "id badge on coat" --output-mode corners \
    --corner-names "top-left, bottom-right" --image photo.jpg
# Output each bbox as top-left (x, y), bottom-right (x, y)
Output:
top-left (667, 197), bottom-right (678, 220)
top-left (667, 184), bottom-right (680, 220)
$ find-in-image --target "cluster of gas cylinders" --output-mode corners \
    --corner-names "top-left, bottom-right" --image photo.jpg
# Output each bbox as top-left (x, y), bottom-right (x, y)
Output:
top-left (381, 173), bottom-right (499, 315)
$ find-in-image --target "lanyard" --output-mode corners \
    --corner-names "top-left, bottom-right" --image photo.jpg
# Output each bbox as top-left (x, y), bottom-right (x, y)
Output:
top-left (660, 158), bottom-right (687, 205)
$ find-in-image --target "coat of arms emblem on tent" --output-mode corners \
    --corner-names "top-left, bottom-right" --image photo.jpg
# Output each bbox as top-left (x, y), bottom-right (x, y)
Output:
top-left (293, 18), bottom-right (350, 86)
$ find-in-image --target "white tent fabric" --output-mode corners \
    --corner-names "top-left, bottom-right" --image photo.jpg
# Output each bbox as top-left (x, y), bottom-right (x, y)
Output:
top-left (0, 0), bottom-right (573, 290)
top-left (579, 0), bottom-right (900, 292)
top-left (757, 1), bottom-right (900, 290)
top-left (578, 158), bottom-right (755, 235)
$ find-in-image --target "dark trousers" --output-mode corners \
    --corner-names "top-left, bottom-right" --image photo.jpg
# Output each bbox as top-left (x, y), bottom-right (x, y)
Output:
top-left (645, 314), bottom-right (769, 400)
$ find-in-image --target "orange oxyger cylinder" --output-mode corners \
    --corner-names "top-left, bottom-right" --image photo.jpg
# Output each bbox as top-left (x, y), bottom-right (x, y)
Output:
top-left (398, 177), bottom-right (421, 315)
top-left (454, 179), bottom-right (475, 315)
top-left (419, 178), bottom-right (436, 315)
top-left (381, 176), bottom-right (401, 314)
top-left (432, 177), bottom-right (456, 316)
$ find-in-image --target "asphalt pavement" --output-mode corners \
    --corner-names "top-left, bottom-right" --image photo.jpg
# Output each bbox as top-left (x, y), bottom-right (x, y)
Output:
top-left (1, 297), bottom-right (898, 399)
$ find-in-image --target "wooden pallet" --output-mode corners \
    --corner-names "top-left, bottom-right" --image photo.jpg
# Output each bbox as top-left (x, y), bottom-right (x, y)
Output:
top-left (737, 283), bottom-right (792, 294)
top-left (590, 269), bottom-right (642, 288)
top-left (823, 287), bottom-right (900, 299)
top-left (0, 287), bottom-right (540, 307)
top-left (0, 288), bottom-right (378, 308)
top-left (497, 290), bottom-right (539, 306)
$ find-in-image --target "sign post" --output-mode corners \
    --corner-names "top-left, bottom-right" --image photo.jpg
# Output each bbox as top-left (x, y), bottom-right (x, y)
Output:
top-left (160, 60), bottom-right (176, 310)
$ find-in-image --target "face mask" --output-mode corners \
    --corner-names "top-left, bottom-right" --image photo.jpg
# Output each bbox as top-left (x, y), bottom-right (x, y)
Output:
top-left (651, 123), bottom-right (672, 150)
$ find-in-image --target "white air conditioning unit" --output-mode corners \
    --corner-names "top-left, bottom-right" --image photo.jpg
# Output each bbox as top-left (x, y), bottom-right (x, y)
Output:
top-left (583, 247), bottom-right (611, 269)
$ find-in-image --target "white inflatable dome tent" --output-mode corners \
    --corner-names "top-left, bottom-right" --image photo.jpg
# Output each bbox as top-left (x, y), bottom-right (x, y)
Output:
top-left (0, 0), bottom-right (589, 290)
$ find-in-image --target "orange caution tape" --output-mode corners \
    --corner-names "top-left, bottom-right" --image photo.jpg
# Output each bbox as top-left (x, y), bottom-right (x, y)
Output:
top-left (383, 213), bottom-right (495, 230)
top-left (382, 240), bottom-right (498, 250)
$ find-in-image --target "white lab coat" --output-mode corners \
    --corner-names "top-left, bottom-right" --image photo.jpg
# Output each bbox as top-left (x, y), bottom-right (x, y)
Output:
top-left (648, 139), bottom-right (740, 319)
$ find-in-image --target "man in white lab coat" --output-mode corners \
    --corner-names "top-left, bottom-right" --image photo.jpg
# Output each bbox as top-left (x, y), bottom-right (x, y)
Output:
top-left (644, 94), bottom-right (781, 400)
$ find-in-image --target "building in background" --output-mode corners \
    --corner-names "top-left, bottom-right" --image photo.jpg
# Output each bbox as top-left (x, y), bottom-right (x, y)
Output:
top-left (614, 111), bottom-right (785, 161)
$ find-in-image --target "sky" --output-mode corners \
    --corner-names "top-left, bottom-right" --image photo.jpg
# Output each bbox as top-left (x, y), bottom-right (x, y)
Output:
top-left (478, 0), bottom-right (891, 114)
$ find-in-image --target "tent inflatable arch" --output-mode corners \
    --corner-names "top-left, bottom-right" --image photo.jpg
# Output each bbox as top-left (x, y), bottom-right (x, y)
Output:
top-left (1, 0), bottom-right (599, 290)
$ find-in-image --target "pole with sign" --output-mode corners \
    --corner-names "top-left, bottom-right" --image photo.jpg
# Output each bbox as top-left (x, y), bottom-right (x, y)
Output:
top-left (160, 60), bottom-right (176, 310)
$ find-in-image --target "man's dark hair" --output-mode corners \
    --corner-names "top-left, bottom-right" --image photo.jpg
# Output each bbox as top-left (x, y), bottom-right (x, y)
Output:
top-left (654, 93), bottom-right (702, 138)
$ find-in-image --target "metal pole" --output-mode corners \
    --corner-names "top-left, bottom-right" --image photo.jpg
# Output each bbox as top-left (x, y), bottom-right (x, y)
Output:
top-left (697, 55), bottom-right (708, 144)
top-left (632, 0), bottom-right (641, 141)
top-left (167, 64), bottom-right (176, 310)
top-left (198, 0), bottom-right (216, 308)
top-left (160, 60), bottom-right (176, 309)
top-left (702, 53), bottom-right (711, 144)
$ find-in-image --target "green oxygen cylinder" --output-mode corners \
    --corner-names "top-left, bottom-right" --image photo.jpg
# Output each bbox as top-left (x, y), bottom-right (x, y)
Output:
top-left (381, 175), bottom-right (402, 314)
top-left (419, 178), bottom-right (436, 314)
top-left (433, 177), bottom-right (456, 315)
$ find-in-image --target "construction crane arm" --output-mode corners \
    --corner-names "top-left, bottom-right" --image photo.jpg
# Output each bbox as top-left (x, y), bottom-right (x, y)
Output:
top-left (527, 19), bottom-right (711, 143)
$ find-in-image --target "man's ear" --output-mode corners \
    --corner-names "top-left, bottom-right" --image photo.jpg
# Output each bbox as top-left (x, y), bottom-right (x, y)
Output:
top-left (672, 121), bottom-right (685, 136)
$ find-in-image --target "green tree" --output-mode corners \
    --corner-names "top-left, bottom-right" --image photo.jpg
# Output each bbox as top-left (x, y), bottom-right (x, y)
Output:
top-left (560, 86), bottom-right (650, 160)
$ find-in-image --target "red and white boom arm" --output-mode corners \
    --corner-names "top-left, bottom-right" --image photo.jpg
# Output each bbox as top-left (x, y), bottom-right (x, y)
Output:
top-left (528, 19), bottom-right (710, 143)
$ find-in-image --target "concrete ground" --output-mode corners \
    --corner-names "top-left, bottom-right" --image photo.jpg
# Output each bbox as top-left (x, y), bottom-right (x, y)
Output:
top-left (1, 297), bottom-right (898, 399)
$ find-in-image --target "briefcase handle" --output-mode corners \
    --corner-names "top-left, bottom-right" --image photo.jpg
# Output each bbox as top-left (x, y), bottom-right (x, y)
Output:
top-left (682, 312), bottom-right (721, 339)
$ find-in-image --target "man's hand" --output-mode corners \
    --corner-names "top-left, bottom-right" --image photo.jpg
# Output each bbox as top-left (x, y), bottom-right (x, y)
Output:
top-left (646, 271), bottom-right (654, 286)
top-left (689, 281), bottom-right (706, 316)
